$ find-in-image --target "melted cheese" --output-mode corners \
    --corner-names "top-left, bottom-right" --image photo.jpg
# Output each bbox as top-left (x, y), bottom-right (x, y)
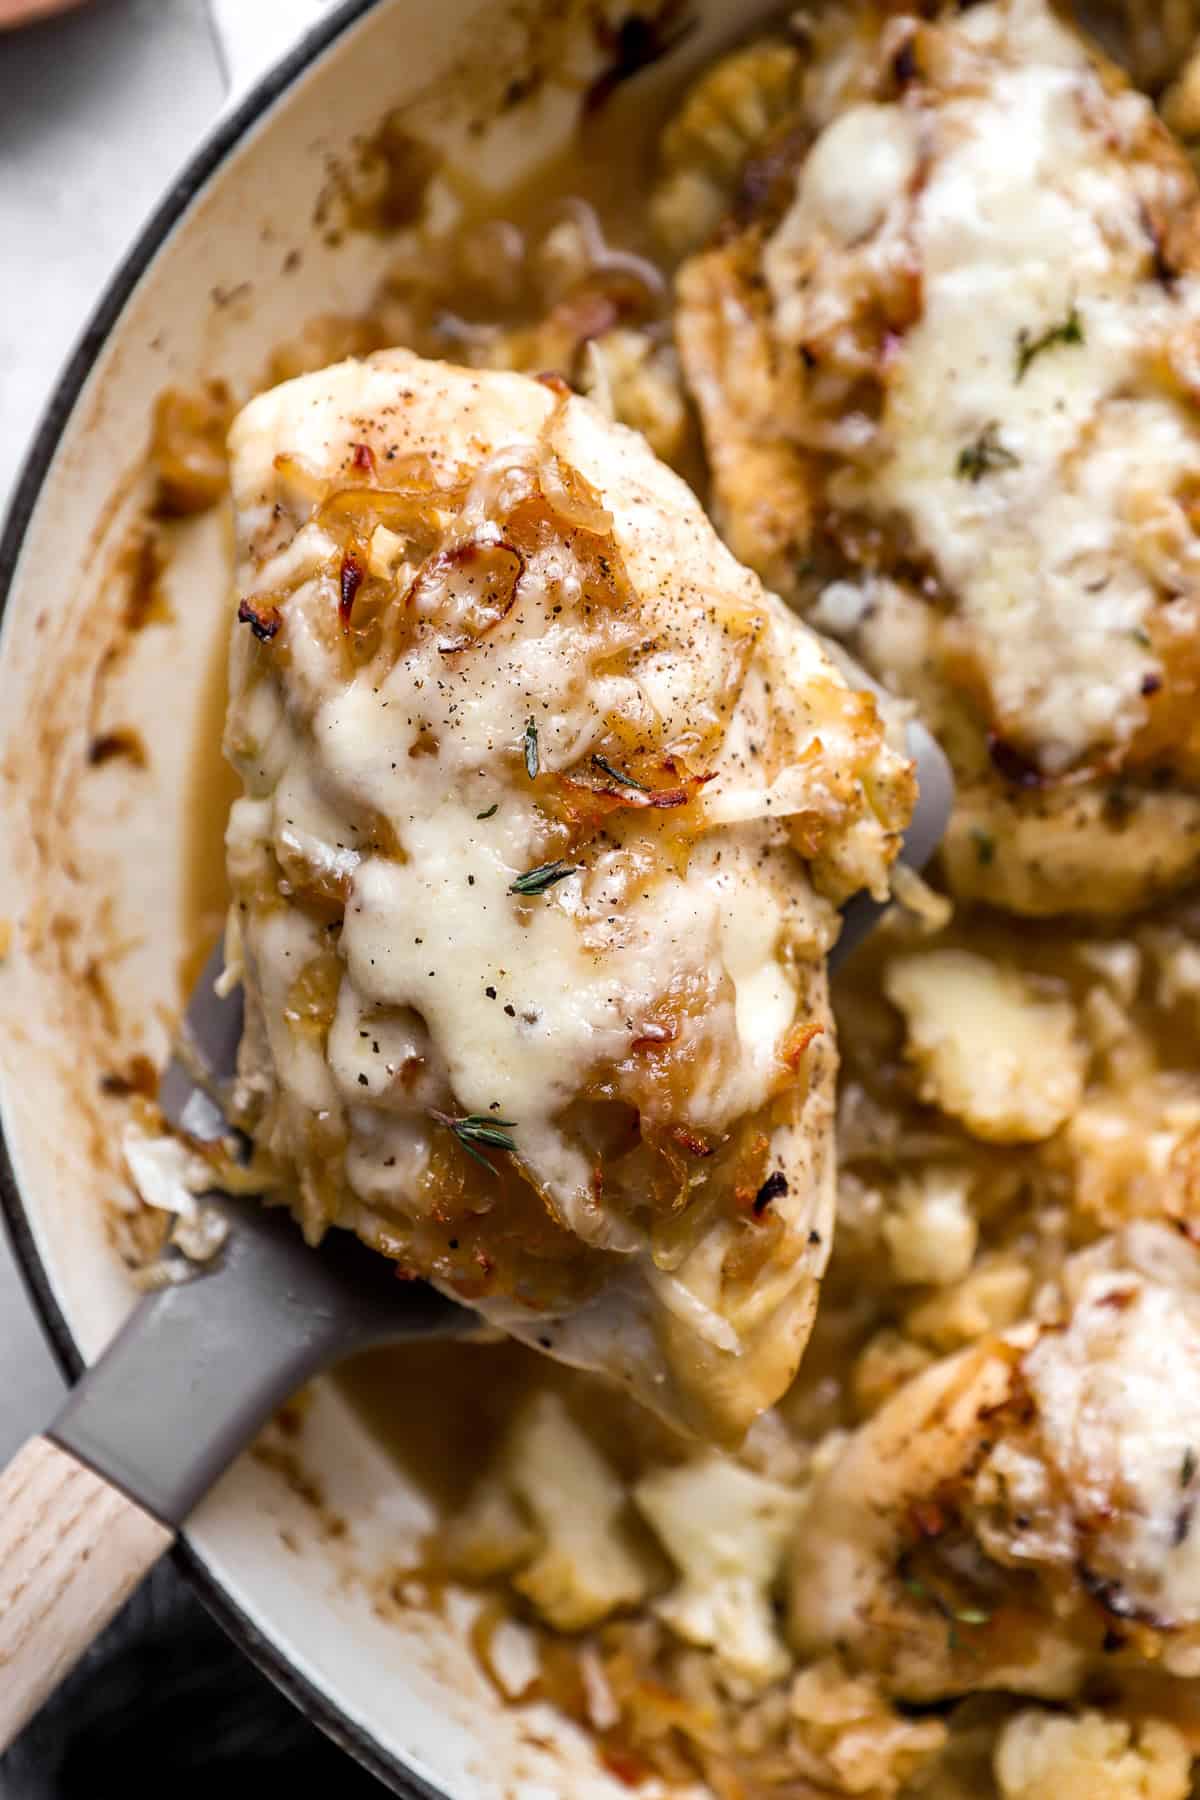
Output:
top-left (764, 0), bottom-right (1200, 772)
top-left (1023, 1246), bottom-right (1200, 1625)
top-left (778, 103), bottom-right (921, 258)
top-left (787, 1225), bottom-right (1200, 1699)
top-left (224, 349), bottom-right (911, 1439)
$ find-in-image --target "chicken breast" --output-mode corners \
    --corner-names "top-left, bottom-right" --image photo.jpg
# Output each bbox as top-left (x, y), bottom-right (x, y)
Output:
top-left (668, 0), bottom-right (1200, 916)
top-left (223, 349), bottom-right (912, 1442)
top-left (788, 1224), bottom-right (1200, 1701)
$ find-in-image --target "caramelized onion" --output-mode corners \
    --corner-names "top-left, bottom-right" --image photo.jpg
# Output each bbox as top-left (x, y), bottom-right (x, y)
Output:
top-left (536, 445), bottom-right (614, 536)
top-left (556, 199), bottom-right (667, 308)
top-left (272, 451), bottom-right (328, 504)
top-left (779, 1020), bottom-right (824, 1070)
top-left (455, 446), bottom-right (538, 536)
top-left (319, 482), bottom-right (463, 538)
top-left (403, 538), bottom-right (525, 648)
top-left (151, 379), bottom-right (235, 517)
top-left (559, 775), bottom-right (690, 819)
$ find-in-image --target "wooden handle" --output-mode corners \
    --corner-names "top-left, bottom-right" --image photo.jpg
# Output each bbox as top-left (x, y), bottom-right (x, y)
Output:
top-left (0, 1435), bottom-right (173, 1748)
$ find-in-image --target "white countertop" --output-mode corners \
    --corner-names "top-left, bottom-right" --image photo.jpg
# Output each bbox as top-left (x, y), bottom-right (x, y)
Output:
top-left (0, 0), bottom-right (322, 1461)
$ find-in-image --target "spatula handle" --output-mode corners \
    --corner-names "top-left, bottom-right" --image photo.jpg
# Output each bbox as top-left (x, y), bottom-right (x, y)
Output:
top-left (0, 1435), bottom-right (173, 1750)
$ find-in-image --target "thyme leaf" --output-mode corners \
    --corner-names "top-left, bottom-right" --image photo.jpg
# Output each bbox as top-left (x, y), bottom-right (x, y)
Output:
top-left (956, 421), bottom-right (1020, 482)
top-left (970, 826), bottom-right (996, 866)
top-left (431, 1110), bottom-right (518, 1175)
top-left (900, 1565), bottom-right (991, 1627)
top-left (523, 717), bottom-right (539, 781)
top-left (509, 860), bottom-right (577, 896)
top-left (592, 753), bottom-right (648, 791)
top-left (476, 803), bottom-right (499, 820)
top-left (1015, 303), bottom-right (1084, 382)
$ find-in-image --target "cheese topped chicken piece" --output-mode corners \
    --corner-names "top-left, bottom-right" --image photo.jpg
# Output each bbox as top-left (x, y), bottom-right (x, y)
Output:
top-left (223, 350), bottom-right (913, 1442)
top-left (789, 1226), bottom-right (1200, 1701)
top-left (668, 0), bottom-right (1200, 915)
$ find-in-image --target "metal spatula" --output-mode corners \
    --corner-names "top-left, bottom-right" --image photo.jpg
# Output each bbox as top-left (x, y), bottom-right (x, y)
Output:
top-left (0, 954), bottom-right (477, 1751)
top-left (0, 710), bottom-right (952, 1752)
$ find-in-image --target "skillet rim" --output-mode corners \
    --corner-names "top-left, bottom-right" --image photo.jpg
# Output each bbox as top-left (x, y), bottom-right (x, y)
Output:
top-left (0, 5), bottom-right (450, 1791)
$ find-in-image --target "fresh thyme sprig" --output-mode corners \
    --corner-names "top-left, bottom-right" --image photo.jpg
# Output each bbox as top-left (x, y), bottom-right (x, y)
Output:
top-left (1015, 303), bottom-right (1084, 381)
top-left (523, 717), bottom-right (539, 781)
top-left (591, 753), bottom-right (648, 791)
top-left (509, 860), bottom-right (577, 896)
top-left (431, 1110), bottom-right (518, 1174)
top-left (956, 421), bottom-right (1019, 483)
